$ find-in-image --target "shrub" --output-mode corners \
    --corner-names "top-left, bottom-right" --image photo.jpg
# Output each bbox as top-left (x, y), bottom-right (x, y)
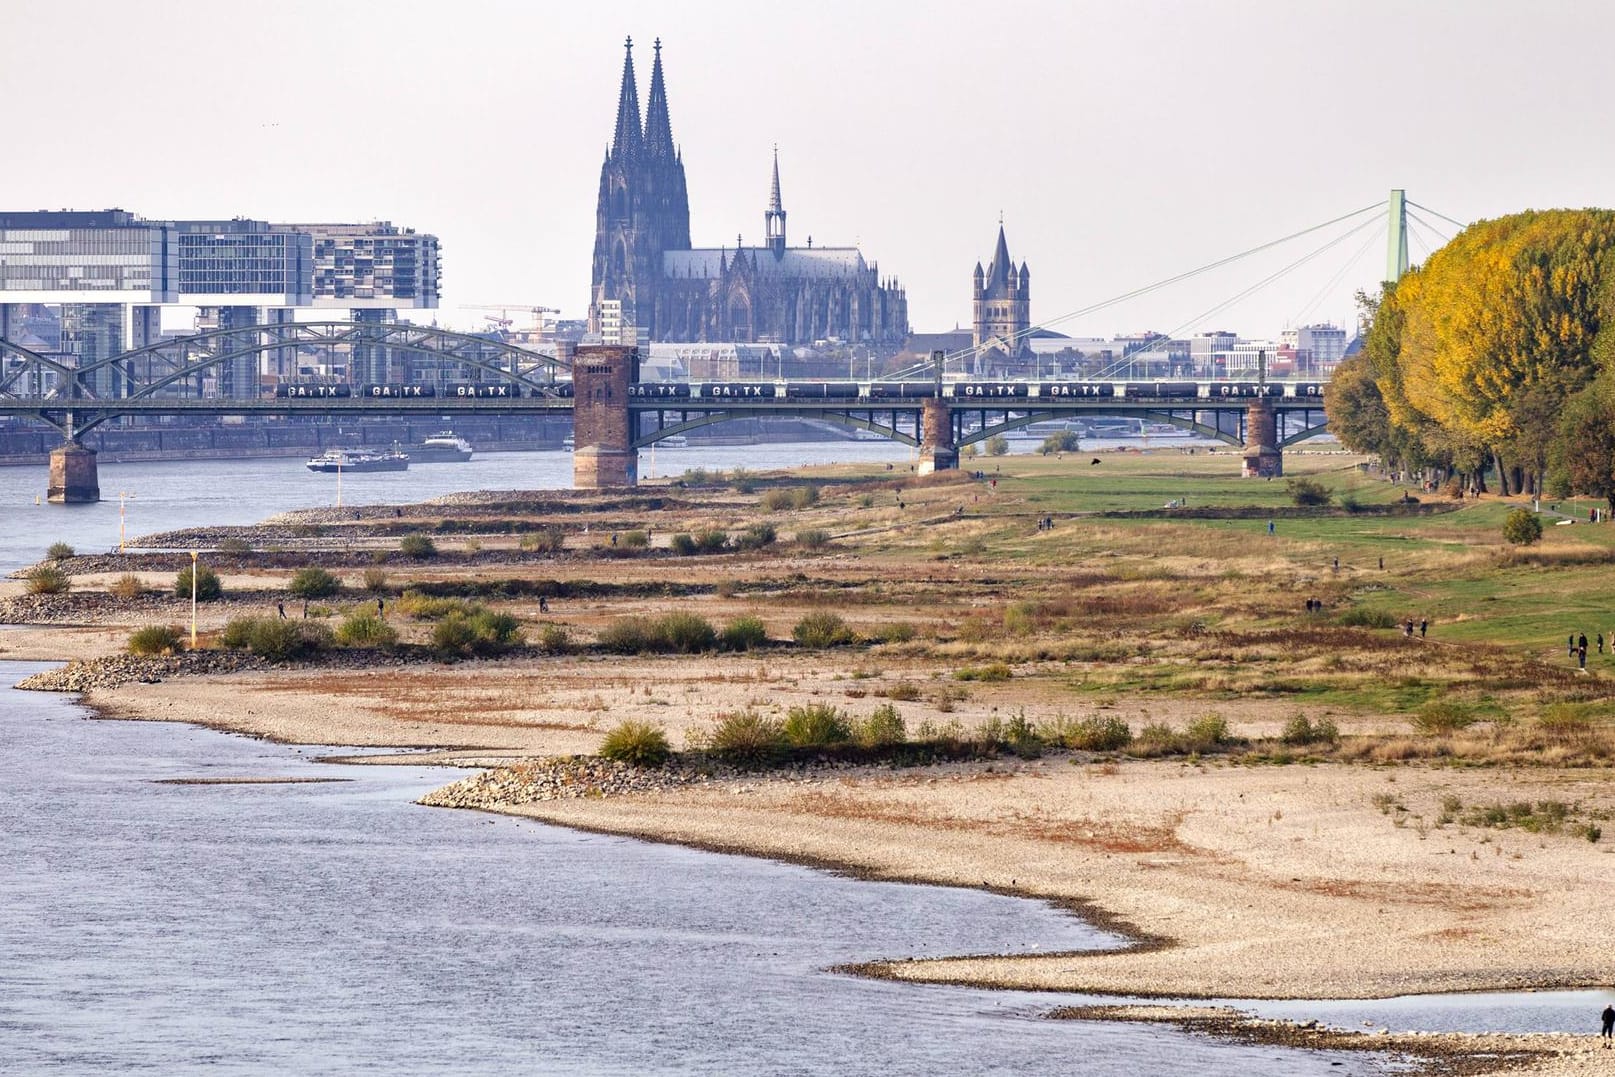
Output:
top-left (729, 467), bottom-right (758, 494)
top-left (24, 564), bottom-right (70, 595)
top-left (707, 710), bottom-right (787, 766)
top-left (334, 611), bottom-right (398, 648)
top-left (1411, 701), bottom-right (1477, 735)
top-left (796, 528), bottom-right (831, 549)
top-left (761, 488), bottom-right (795, 512)
top-left (362, 567), bottom-right (389, 593)
top-left (46, 541), bottom-right (74, 560)
top-left (224, 617), bottom-right (328, 660)
top-left (1039, 432), bottom-right (1081, 455)
top-left (793, 610), bottom-right (855, 647)
top-left (656, 611), bottom-right (718, 653)
top-left (536, 622), bottom-right (570, 653)
top-left (869, 621), bottom-right (917, 644)
top-left (1280, 713), bottom-right (1340, 746)
top-left (288, 566), bottom-right (342, 600)
top-left (519, 528), bottom-right (566, 554)
top-left (1184, 713), bottom-right (1232, 750)
top-left (430, 615), bottom-right (477, 658)
top-left (216, 536), bottom-right (253, 555)
top-left (621, 529), bottom-right (649, 549)
top-left (1003, 711), bottom-right (1044, 758)
top-left (1043, 714), bottom-right (1132, 751)
top-left (600, 720), bottom-right (672, 768)
top-left (857, 703), bottom-right (907, 748)
top-left (885, 680), bottom-right (922, 702)
top-left (1133, 722), bottom-right (1182, 756)
top-left (399, 533), bottom-right (438, 559)
top-left (733, 523), bottom-right (777, 550)
top-left (720, 615), bottom-right (768, 651)
top-left (693, 528), bottom-right (729, 553)
top-left (128, 625), bottom-right (183, 656)
top-left (791, 485), bottom-right (821, 509)
top-left (174, 563), bottom-right (222, 601)
top-left (597, 617), bottom-right (657, 654)
top-left (1338, 607), bottom-right (1398, 629)
top-left (108, 573), bottom-right (145, 600)
top-left (954, 663), bottom-right (1012, 682)
top-left (783, 703), bottom-right (852, 747)
top-left (1286, 477), bottom-right (1333, 506)
top-left (397, 592), bottom-right (478, 620)
top-left (985, 434), bottom-right (1010, 456)
top-left (431, 610), bottom-right (522, 658)
top-left (1502, 508), bottom-right (1543, 546)
top-left (669, 533), bottom-right (698, 556)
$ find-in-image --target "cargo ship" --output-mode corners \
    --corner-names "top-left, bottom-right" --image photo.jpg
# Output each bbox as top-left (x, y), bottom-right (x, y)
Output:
top-left (305, 447), bottom-right (410, 473)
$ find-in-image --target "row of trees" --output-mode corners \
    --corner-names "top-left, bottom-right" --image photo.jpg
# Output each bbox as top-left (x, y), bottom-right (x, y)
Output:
top-left (1326, 209), bottom-right (1615, 504)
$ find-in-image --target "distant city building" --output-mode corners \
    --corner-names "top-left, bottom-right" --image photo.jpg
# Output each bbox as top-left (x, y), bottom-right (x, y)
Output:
top-left (586, 38), bottom-right (908, 348)
top-left (972, 224), bottom-right (1030, 360)
top-left (1281, 323), bottom-right (1348, 374)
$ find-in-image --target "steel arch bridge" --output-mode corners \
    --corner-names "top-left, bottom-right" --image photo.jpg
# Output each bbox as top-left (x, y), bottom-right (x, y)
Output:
top-left (0, 321), bottom-right (568, 437)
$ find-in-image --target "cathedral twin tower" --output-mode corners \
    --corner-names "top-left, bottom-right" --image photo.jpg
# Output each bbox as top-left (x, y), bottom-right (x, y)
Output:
top-left (587, 38), bottom-right (908, 347)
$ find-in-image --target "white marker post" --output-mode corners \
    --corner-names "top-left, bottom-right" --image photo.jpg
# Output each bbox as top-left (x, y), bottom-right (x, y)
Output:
top-left (190, 550), bottom-right (199, 650)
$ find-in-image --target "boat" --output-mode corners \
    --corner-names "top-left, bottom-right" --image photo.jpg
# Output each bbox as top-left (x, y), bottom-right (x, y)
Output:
top-left (652, 434), bottom-right (689, 448)
top-left (305, 447), bottom-right (410, 473)
top-left (411, 431), bottom-right (474, 462)
top-left (562, 434), bottom-right (574, 451)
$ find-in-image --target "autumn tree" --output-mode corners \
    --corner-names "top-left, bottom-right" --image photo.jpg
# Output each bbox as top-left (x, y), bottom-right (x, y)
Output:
top-left (1552, 380), bottom-right (1615, 509)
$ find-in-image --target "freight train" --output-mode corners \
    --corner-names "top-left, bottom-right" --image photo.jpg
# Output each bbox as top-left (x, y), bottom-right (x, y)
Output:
top-left (267, 380), bottom-right (1325, 402)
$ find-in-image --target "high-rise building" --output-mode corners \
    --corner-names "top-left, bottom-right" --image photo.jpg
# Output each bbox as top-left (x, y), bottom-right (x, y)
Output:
top-left (586, 38), bottom-right (907, 348)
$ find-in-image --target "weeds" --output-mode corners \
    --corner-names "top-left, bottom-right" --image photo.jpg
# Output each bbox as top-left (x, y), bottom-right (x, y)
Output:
top-left (599, 721), bottom-right (671, 768)
top-left (127, 625), bottom-right (182, 656)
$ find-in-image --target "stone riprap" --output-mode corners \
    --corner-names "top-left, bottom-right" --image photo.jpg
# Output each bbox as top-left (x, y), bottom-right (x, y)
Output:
top-left (420, 757), bottom-right (710, 807)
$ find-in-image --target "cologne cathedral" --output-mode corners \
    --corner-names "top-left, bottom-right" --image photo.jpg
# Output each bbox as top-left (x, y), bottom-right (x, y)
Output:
top-left (587, 38), bottom-right (908, 347)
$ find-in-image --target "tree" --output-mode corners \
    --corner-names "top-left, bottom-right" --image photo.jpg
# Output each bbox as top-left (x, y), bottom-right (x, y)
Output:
top-left (1553, 380), bottom-right (1615, 509)
top-left (985, 435), bottom-right (1010, 456)
top-left (287, 567), bottom-right (342, 599)
top-left (1502, 508), bottom-right (1544, 546)
top-left (175, 563), bottom-right (222, 601)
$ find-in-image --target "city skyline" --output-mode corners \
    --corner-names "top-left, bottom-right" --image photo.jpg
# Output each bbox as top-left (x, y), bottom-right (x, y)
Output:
top-left (7, 0), bottom-right (1613, 340)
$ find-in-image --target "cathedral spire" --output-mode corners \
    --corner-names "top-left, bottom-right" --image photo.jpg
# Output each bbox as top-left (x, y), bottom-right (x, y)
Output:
top-left (611, 36), bottom-right (643, 158)
top-left (987, 223), bottom-right (1012, 288)
top-left (765, 145), bottom-right (787, 256)
top-left (643, 37), bottom-right (675, 157)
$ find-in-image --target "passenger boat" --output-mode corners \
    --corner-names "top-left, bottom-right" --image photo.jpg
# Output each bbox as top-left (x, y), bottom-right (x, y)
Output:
top-left (305, 447), bottom-right (410, 473)
top-left (411, 431), bottom-right (474, 462)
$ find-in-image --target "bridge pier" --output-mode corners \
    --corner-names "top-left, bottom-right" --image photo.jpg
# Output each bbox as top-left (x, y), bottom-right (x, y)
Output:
top-left (48, 441), bottom-right (100, 504)
top-left (916, 399), bottom-right (957, 475)
top-left (571, 344), bottom-right (638, 489)
top-left (1241, 399), bottom-right (1282, 478)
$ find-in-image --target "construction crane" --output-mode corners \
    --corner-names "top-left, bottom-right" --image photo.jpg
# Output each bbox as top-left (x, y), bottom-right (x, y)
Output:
top-left (463, 304), bottom-right (560, 334)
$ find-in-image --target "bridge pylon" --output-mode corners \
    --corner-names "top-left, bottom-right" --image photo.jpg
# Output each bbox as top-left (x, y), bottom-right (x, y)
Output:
top-left (572, 344), bottom-right (639, 489)
top-left (1241, 399), bottom-right (1282, 478)
top-left (47, 441), bottom-right (100, 504)
top-left (916, 399), bottom-right (957, 475)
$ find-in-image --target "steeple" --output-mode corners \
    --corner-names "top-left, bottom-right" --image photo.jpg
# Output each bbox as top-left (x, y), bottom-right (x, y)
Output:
top-left (611, 36), bottom-right (643, 159)
top-left (987, 223), bottom-right (1012, 288)
top-left (764, 145), bottom-right (787, 256)
top-left (643, 38), bottom-right (675, 158)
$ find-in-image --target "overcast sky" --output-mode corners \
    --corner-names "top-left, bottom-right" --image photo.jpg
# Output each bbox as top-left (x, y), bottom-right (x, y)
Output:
top-left (8, 0), bottom-right (1613, 340)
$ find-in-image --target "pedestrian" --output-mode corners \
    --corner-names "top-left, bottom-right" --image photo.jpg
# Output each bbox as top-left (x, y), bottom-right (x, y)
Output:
top-left (1570, 634), bottom-right (1577, 658)
top-left (377, 596), bottom-right (385, 619)
top-left (611, 532), bottom-right (618, 547)
top-left (1267, 520), bottom-right (1275, 535)
top-left (302, 600), bottom-right (308, 619)
top-left (1332, 557), bottom-right (1339, 572)
top-left (1419, 618), bottom-right (1427, 638)
top-left (1580, 645), bottom-right (1589, 670)
top-left (1603, 1003), bottom-right (1615, 1045)
top-left (1405, 619), bottom-right (1415, 638)
top-left (1379, 556), bottom-right (1384, 570)
top-left (1599, 633), bottom-right (1605, 654)
top-left (277, 601), bottom-right (286, 620)
top-left (1580, 633), bottom-right (1589, 655)
top-left (539, 595), bottom-right (549, 614)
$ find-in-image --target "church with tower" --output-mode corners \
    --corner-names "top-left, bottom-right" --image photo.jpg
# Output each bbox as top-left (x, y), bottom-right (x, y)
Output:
top-left (587, 38), bottom-right (908, 348)
top-left (972, 222), bottom-right (1031, 361)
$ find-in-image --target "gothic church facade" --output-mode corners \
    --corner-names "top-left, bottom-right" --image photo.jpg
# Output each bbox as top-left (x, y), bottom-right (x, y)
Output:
top-left (587, 39), bottom-right (908, 347)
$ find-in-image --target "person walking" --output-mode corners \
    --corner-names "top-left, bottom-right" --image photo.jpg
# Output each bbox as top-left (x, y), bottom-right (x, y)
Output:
top-left (1580, 644), bottom-right (1589, 670)
top-left (1599, 632), bottom-right (1605, 655)
top-left (1601, 1003), bottom-right (1614, 1045)
top-left (376, 596), bottom-right (385, 619)
top-left (277, 601), bottom-right (286, 620)
top-left (1419, 618), bottom-right (1427, 638)
top-left (1267, 520), bottom-right (1276, 536)
top-left (1570, 634), bottom-right (1578, 658)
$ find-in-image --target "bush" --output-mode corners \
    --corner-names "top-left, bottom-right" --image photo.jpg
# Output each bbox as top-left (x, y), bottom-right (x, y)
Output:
top-left (397, 592), bottom-right (478, 620)
top-left (693, 528), bottom-right (730, 553)
top-left (1502, 508), bottom-right (1543, 546)
top-left (24, 564), bottom-right (70, 595)
top-left (362, 567), bottom-right (389, 593)
top-left (1039, 432), bottom-right (1080, 455)
top-left (519, 528), bottom-right (566, 554)
top-left (1280, 714), bottom-right (1340, 746)
top-left (720, 615), bottom-right (769, 651)
top-left (1337, 606), bottom-right (1398, 629)
top-left (223, 616), bottom-right (328, 660)
top-left (761, 488), bottom-right (795, 512)
top-left (1286, 477), bottom-right (1333, 507)
top-left (597, 617), bottom-right (657, 654)
top-left (217, 536), bottom-right (253, 555)
top-left (1002, 711), bottom-right (1043, 758)
top-left (656, 611), bottom-right (718, 653)
top-left (430, 610), bottom-right (522, 658)
top-left (783, 703), bottom-right (853, 747)
top-left (729, 467), bottom-right (758, 494)
top-left (174, 563), bottom-right (222, 601)
top-left (399, 533), bottom-right (438, 559)
top-left (857, 703), bottom-right (907, 748)
top-left (954, 663), bottom-right (1012, 682)
top-left (796, 528), bottom-right (831, 549)
top-left (1183, 713), bottom-right (1232, 750)
top-left (670, 533), bottom-right (698, 556)
top-left (793, 611), bottom-right (855, 648)
top-left (734, 523), bottom-right (777, 550)
top-left (869, 621), bottom-right (917, 644)
top-left (1411, 701), bottom-right (1477, 735)
top-left (288, 567), bottom-right (342, 600)
top-left (334, 611), bottom-right (398, 648)
top-left (707, 710), bottom-right (788, 766)
top-left (621, 529), bottom-right (649, 548)
top-left (46, 541), bottom-right (74, 560)
top-left (985, 434), bottom-right (1010, 456)
top-left (536, 623), bottom-right (570, 653)
top-left (600, 720), bottom-right (672, 768)
top-left (1042, 714), bottom-right (1132, 751)
top-left (108, 573), bottom-right (145, 600)
top-left (127, 625), bottom-right (183, 656)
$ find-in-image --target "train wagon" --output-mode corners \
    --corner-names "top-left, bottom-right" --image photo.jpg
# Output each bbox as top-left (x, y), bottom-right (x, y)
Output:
top-left (866, 381), bottom-right (937, 399)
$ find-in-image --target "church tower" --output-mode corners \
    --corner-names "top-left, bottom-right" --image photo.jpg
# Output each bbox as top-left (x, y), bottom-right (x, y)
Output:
top-left (764, 147), bottom-right (787, 257)
top-left (972, 222), bottom-right (1030, 356)
top-left (588, 37), bottom-right (690, 342)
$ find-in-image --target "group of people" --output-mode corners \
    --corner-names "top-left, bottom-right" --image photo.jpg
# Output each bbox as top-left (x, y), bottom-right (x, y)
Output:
top-left (1035, 516), bottom-right (1056, 531)
top-left (1403, 618), bottom-right (1428, 638)
top-left (1568, 632), bottom-right (1604, 669)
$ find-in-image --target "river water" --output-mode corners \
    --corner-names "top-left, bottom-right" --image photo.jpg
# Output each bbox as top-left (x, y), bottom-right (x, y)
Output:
top-left (0, 667), bottom-right (1387, 1076)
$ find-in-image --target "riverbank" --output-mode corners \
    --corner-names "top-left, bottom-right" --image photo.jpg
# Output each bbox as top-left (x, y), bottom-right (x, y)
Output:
top-left (11, 449), bottom-right (1615, 1075)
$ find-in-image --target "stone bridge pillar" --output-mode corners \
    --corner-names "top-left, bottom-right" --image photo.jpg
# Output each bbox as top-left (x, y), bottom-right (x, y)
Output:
top-left (572, 344), bottom-right (638, 489)
top-left (1241, 399), bottom-right (1282, 478)
top-left (48, 441), bottom-right (100, 503)
top-left (917, 399), bottom-right (957, 475)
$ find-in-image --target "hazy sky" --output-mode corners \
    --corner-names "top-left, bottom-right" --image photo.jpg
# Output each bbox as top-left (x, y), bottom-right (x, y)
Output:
top-left (8, 0), bottom-right (1613, 340)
